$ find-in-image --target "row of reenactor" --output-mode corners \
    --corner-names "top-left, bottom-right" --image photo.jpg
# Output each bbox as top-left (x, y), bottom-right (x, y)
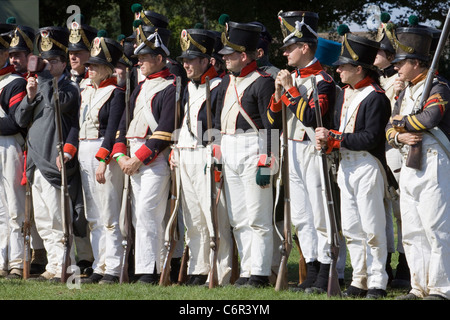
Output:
top-left (0, 3), bottom-right (448, 301)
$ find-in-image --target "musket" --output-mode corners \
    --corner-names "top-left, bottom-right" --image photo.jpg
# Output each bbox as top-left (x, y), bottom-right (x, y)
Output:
top-left (160, 76), bottom-right (182, 286)
top-left (178, 245), bottom-right (189, 284)
top-left (405, 8), bottom-right (450, 170)
top-left (205, 76), bottom-right (220, 288)
top-left (53, 77), bottom-right (74, 284)
top-left (312, 77), bottom-right (342, 297)
top-left (274, 99), bottom-right (292, 291)
top-left (22, 172), bottom-right (32, 280)
top-left (119, 68), bottom-right (134, 284)
top-left (293, 234), bottom-right (307, 284)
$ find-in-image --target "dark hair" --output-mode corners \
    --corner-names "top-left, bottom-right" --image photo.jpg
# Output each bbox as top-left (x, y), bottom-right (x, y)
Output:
top-left (363, 67), bottom-right (381, 86)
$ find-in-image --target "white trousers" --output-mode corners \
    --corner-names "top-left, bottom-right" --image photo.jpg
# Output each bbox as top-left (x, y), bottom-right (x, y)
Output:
top-left (32, 169), bottom-right (75, 276)
top-left (399, 134), bottom-right (450, 299)
top-left (130, 139), bottom-right (170, 274)
top-left (179, 147), bottom-right (232, 284)
top-left (0, 200), bottom-right (8, 271)
top-left (338, 149), bottom-right (388, 290)
top-left (0, 136), bottom-right (25, 270)
top-left (222, 133), bottom-right (273, 277)
top-left (288, 139), bottom-right (331, 264)
top-left (386, 147), bottom-right (404, 253)
top-left (78, 139), bottom-right (124, 276)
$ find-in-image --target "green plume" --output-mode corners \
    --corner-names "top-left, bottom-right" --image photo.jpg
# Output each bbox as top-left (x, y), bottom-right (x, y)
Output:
top-left (408, 15), bottom-right (419, 26)
top-left (337, 24), bottom-right (350, 36)
top-left (131, 3), bottom-right (143, 13)
top-left (218, 14), bottom-right (230, 26)
top-left (380, 12), bottom-right (391, 24)
top-left (97, 30), bottom-right (108, 38)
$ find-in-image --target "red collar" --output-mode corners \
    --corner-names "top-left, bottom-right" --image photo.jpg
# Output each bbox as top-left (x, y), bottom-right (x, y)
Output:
top-left (239, 61), bottom-right (258, 77)
top-left (353, 76), bottom-right (374, 89)
top-left (89, 76), bottom-right (117, 89)
top-left (146, 67), bottom-right (171, 80)
top-left (0, 65), bottom-right (16, 77)
top-left (200, 65), bottom-right (219, 84)
top-left (296, 60), bottom-right (324, 78)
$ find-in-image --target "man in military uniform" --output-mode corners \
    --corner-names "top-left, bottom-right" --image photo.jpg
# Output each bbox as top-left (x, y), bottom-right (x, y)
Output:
top-left (386, 23), bottom-right (450, 300)
top-left (316, 27), bottom-right (391, 299)
top-left (68, 16), bottom-right (97, 89)
top-left (214, 21), bottom-right (275, 288)
top-left (67, 15), bottom-right (98, 277)
top-left (171, 28), bottom-right (232, 286)
top-left (0, 22), bottom-right (28, 279)
top-left (112, 23), bottom-right (176, 284)
top-left (268, 11), bottom-right (337, 293)
top-left (8, 23), bottom-right (35, 78)
top-left (373, 12), bottom-right (410, 288)
top-left (15, 26), bottom-right (80, 282)
top-left (131, 3), bottom-right (187, 87)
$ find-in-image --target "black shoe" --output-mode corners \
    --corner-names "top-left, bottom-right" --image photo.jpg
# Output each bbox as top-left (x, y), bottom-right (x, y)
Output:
top-left (137, 273), bottom-right (159, 284)
top-left (366, 288), bottom-right (387, 299)
top-left (186, 274), bottom-right (208, 286)
top-left (99, 274), bottom-right (119, 284)
top-left (170, 258), bottom-right (181, 284)
top-left (295, 260), bottom-right (321, 291)
top-left (30, 264), bottom-right (46, 275)
top-left (343, 285), bottom-right (368, 298)
top-left (77, 260), bottom-right (93, 276)
top-left (391, 253), bottom-right (411, 289)
top-left (306, 263), bottom-right (330, 294)
top-left (423, 294), bottom-right (448, 300)
top-left (247, 275), bottom-right (269, 288)
top-left (81, 273), bottom-right (103, 284)
top-left (396, 292), bottom-right (420, 300)
top-left (234, 277), bottom-right (249, 287)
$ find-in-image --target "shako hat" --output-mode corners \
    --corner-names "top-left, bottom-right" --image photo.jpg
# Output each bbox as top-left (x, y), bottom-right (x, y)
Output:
top-left (209, 30), bottom-right (224, 64)
top-left (9, 25), bottom-right (35, 53)
top-left (315, 37), bottom-right (341, 66)
top-left (68, 16), bottom-right (98, 52)
top-left (117, 34), bottom-right (138, 68)
top-left (218, 21), bottom-right (261, 55)
top-left (375, 12), bottom-right (396, 54)
top-left (178, 28), bottom-right (216, 60)
top-left (37, 26), bottom-right (69, 59)
top-left (333, 24), bottom-right (380, 69)
top-left (131, 3), bottom-right (169, 28)
top-left (85, 30), bottom-right (124, 71)
top-left (249, 21), bottom-right (273, 53)
top-left (133, 21), bottom-right (171, 57)
top-left (0, 23), bottom-right (15, 50)
top-left (277, 11), bottom-right (319, 49)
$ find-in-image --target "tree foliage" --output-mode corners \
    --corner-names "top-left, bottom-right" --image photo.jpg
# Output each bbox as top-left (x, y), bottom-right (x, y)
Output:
top-left (38, 0), bottom-right (449, 77)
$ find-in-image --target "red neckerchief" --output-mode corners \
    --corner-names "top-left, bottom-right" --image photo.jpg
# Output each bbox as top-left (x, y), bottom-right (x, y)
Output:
top-left (98, 77), bottom-right (117, 88)
top-left (200, 65), bottom-right (219, 84)
top-left (239, 60), bottom-right (258, 77)
top-left (146, 67), bottom-right (171, 80)
top-left (295, 60), bottom-right (323, 78)
top-left (353, 76), bottom-right (374, 89)
top-left (0, 65), bottom-right (16, 77)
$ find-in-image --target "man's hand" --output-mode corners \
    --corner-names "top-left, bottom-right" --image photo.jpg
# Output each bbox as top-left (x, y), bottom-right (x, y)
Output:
top-left (118, 155), bottom-right (142, 176)
top-left (26, 76), bottom-right (38, 102)
top-left (56, 154), bottom-right (70, 171)
top-left (393, 77), bottom-right (405, 97)
top-left (96, 161), bottom-right (107, 184)
top-left (274, 69), bottom-right (293, 102)
top-left (315, 127), bottom-right (330, 151)
top-left (397, 132), bottom-right (423, 146)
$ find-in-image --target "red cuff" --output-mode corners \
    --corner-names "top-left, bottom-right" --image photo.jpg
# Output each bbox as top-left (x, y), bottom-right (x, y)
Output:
top-left (280, 86), bottom-right (301, 106)
top-left (111, 142), bottom-right (127, 156)
top-left (134, 144), bottom-right (153, 163)
top-left (63, 143), bottom-right (77, 159)
top-left (257, 154), bottom-right (274, 168)
top-left (269, 94), bottom-right (283, 112)
top-left (213, 144), bottom-right (221, 162)
top-left (326, 130), bottom-right (343, 154)
top-left (95, 147), bottom-right (110, 163)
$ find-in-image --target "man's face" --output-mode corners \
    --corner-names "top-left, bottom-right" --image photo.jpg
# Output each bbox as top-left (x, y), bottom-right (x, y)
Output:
top-left (394, 59), bottom-right (418, 82)
top-left (69, 50), bottom-right (90, 73)
top-left (183, 57), bottom-right (208, 81)
top-left (137, 53), bottom-right (162, 77)
top-left (47, 56), bottom-right (66, 78)
top-left (9, 51), bottom-right (29, 74)
top-left (223, 51), bottom-right (244, 73)
top-left (336, 63), bottom-right (360, 86)
top-left (374, 49), bottom-right (391, 70)
top-left (283, 42), bottom-right (305, 68)
top-left (0, 50), bottom-right (9, 68)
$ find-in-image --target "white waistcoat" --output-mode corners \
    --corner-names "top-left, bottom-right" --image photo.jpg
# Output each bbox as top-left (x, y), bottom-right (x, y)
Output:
top-left (178, 77), bottom-right (221, 148)
top-left (79, 85), bottom-right (116, 140)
